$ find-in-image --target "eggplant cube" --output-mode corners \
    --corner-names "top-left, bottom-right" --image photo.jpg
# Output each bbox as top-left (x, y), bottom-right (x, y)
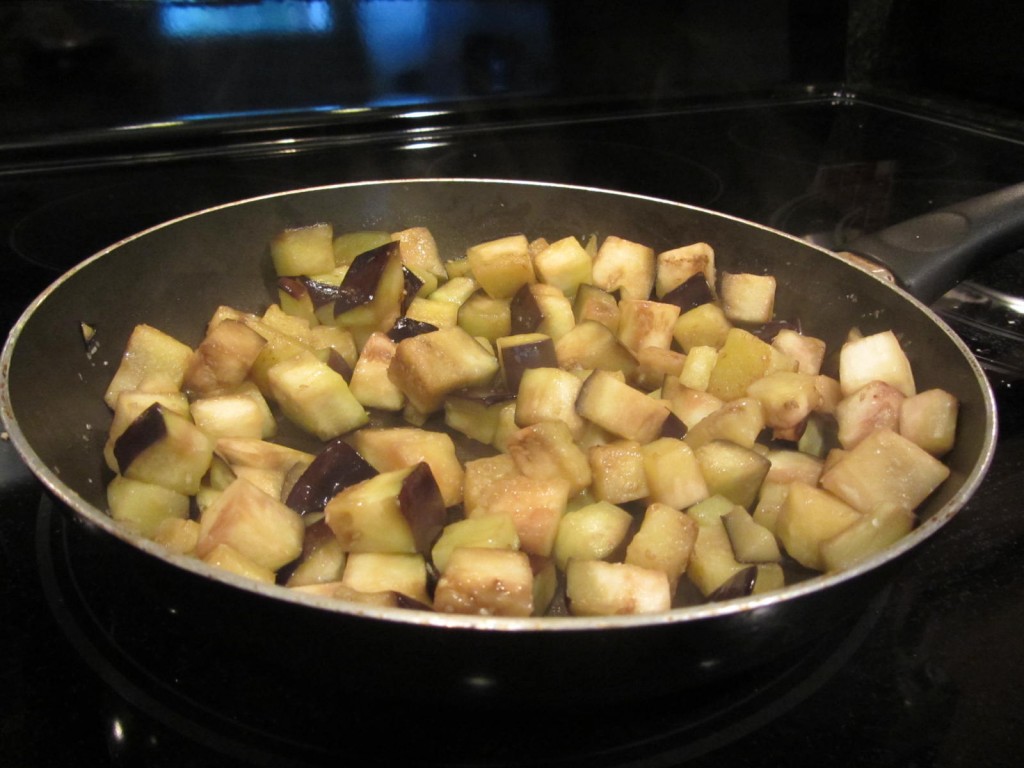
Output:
top-left (392, 226), bottom-right (446, 279)
top-left (591, 236), bottom-right (655, 302)
top-left (617, 299), bottom-right (681, 354)
top-left (572, 283), bottom-right (621, 332)
top-left (642, 437), bottom-right (709, 510)
top-left (196, 478), bottom-right (305, 572)
top-left (106, 475), bottom-right (190, 538)
top-left (332, 241), bottom-right (407, 345)
top-left (506, 421), bottom-right (593, 497)
top-left (720, 272), bottom-right (776, 325)
top-left (553, 500), bottom-right (634, 571)
top-left (104, 324), bottom-right (194, 408)
top-left (672, 303), bottom-right (731, 353)
top-left (510, 283), bottom-right (576, 340)
top-left (467, 234), bottom-right (536, 299)
top-left (191, 389), bottom-right (273, 440)
top-left (820, 502), bottom-right (915, 571)
top-left (835, 380), bottom-right (904, 449)
top-left (342, 552), bottom-right (431, 605)
top-left (655, 242), bottom-right (716, 299)
top-left (463, 456), bottom-right (570, 557)
top-left (202, 543), bottom-right (276, 585)
top-left (443, 389), bottom-right (513, 445)
top-left (685, 514), bottom-right (749, 597)
top-left (625, 502), bottom-right (699, 591)
top-left (431, 515), bottom-right (520, 573)
top-left (694, 440), bottom-right (772, 509)
top-left (457, 291), bottom-right (512, 342)
top-left (899, 388), bottom-right (959, 457)
top-left (746, 371), bottom-right (823, 432)
top-left (497, 332), bottom-right (558, 393)
top-left (434, 547), bottom-right (535, 617)
top-left (775, 482), bottom-right (862, 570)
top-left (839, 330), bottom-right (916, 397)
top-left (352, 427), bottom-right (465, 508)
top-left (820, 428), bottom-right (951, 515)
top-left (267, 352), bottom-right (369, 440)
top-left (104, 391), bottom-right (191, 472)
top-left (114, 403), bottom-right (214, 495)
top-left (325, 463), bottom-right (446, 556)
top-left (555, 320), bottom-right (638, 376)
top-left (575, 370), bottom-right (671, 443)
top-left (388, 326), bottom-right (500, 414)
top-left (184, 319), bottom-right (267, 397)
top-left (588, 439), bottom-right (649, 505)
top-left (721, 507), bottom-right (781, 564)
top-left (513, 366), bottom-right (586, 438)
top-left (684, 397), bottom-right (765, 450)
top-left (706, 327), bottom-right (774, 402)
top-left (271, 222), bottom-right (335, 276)
top-left (772, 329), bottom-right (826, 375)
top-left (348, 332), bottom-right (405, 411)
top-left (533, 235), bottom-right (593, 296)
top-left (566, 560), bottom-right (671, 616)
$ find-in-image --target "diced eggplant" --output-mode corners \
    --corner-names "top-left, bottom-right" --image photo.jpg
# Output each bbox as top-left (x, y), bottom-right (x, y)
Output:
top-left (434, 547), bottom-right (534, 617)
top-left (285, 438), bottom-right (378, 516)
top-left (706, 565), bottom-right (757, 602)
top-left (655, 242), bottom-right (715, 299)
top-left (387, 316), bottom-right (439, 342)
top-left (659, 272), bottom-right (714, 312)
top-left (113, 403), bottom-right (214, 496)
top-left (325, 463), bottom-right (445, 556)
top-left (496, 332), bottom-right (557, 394)
top-left (510, 283), bottom-right (575, 340)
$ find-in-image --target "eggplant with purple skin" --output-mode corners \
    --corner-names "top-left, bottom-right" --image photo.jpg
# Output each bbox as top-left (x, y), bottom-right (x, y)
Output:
top-left (509, 283), bottom-right (575, 340)
top-left (325, 462), bottom-right (446, 556)
top-left (659, 272), bottom-right (715, 313)
top-left (496, 333), bottom-right (557, 394)
top-left (113, 403), bottom-right (215, 496)
top-left (331, 241), bottom-right (407, 345)
top-left (285, 438), bottom-right (378, 516)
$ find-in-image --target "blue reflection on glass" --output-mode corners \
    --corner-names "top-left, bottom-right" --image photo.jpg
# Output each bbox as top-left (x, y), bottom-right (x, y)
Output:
top-left (161, 0), bottom-right (333, 39)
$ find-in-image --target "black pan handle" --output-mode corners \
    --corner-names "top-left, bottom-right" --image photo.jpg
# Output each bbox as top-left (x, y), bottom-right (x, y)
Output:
top-left (844, 182), bottom-right (1024, 304)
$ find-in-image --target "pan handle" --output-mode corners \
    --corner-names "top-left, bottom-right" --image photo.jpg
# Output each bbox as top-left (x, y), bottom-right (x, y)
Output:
top-left (843, 182), bottom-right (1024, 304)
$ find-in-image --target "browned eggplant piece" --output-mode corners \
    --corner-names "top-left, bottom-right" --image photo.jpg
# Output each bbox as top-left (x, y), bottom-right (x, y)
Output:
top-left (750, 318), bottom-right (802, 342)
top-left (388, 317), bottom-right (439, 342)
top-left (285, 276), bottom-right (341, 309)
top-left (113, 403), bottom-right (214, 496)
top-left (325, 462), bottom-right (446, 557)
top-left (333, 241), bottom-right (402, 316)
top-left (706, 565), bottom-right (757, 602)
top-left (285, 438), bottom-right (378, 516)
top-left (660, 411), bottom-right (688, 440)
top-left (398, 463), bottom-right (448, 554)
top-left (496, 333), bottom-right (557, 394)
top-left (324, 348), bottom-right (354, 381)
top-left (659, 272), bottom-right (714, 313)
top-left (509, 283), bottom-right (545, 334)
top-left (276, 517), bottom-right (339, 585)
top-left (401, 266), bottom-right (424, 314)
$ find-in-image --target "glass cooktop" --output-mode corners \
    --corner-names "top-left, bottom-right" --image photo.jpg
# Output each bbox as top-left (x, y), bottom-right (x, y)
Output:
top-left (2, 96), bottom-right (1024, 767)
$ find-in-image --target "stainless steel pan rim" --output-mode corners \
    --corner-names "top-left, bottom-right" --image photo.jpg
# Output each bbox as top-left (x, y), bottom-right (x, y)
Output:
top-left (0, 177), bottom-right (999, 633)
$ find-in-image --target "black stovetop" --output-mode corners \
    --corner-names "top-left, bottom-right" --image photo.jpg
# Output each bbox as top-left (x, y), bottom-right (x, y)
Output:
top-left (2, 96), bottom-right (1024, 767)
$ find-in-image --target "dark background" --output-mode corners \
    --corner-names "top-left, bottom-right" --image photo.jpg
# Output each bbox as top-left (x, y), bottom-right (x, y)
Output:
top-left (1, 1), bottom-right (1022, 152)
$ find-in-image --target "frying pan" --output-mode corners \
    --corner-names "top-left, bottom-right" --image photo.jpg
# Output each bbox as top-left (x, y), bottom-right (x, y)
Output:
top-left (0, 179), bottom-right (1004, 720)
